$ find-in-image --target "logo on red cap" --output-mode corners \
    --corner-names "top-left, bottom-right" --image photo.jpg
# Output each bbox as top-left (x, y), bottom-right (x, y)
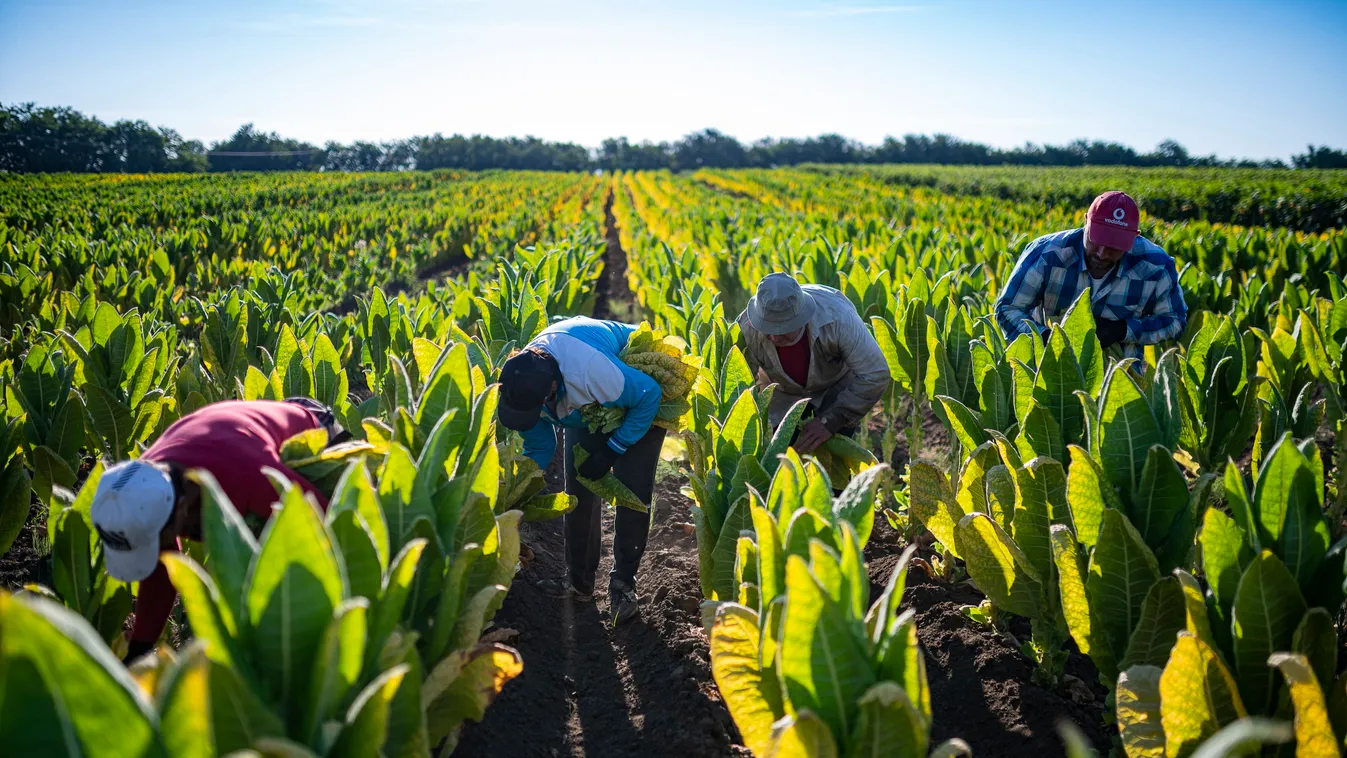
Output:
top-left (1085, 191), bottom-right (1139, 251)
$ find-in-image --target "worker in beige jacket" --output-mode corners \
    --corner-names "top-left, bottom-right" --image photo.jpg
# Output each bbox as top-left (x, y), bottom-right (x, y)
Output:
top-left (735, 273), bottom-right (891, 453)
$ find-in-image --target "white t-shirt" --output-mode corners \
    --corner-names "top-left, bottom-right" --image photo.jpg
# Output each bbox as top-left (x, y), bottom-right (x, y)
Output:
top-left (1089, 270), bottom-right (1113, 302)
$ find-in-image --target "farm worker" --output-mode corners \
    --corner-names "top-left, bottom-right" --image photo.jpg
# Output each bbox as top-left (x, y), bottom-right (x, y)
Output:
top-left (736, 273), bottom-right (892, 453)
top-left (496, 316), bottom-right (665, 625)
top-left (90, 399), bottom-right (342, 662)
top-left (995, 191), bottom-right (1188, 362)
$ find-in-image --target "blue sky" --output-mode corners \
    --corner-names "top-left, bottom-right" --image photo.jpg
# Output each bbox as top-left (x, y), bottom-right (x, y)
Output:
top-left (1, 0), bottom-right (1344, 159)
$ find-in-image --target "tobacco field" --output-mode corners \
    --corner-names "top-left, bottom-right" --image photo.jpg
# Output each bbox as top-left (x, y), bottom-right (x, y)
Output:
top-left (3, 165), bottom-right (1347, 757)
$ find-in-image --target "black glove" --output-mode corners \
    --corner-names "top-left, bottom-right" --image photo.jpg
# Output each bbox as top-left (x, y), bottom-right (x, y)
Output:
top-left (577, 440), bottom-right (619, 480)
top-left (1096, 318), bottom-right (1128, 349)
top-left (123, 638), bottom-right (154, 666)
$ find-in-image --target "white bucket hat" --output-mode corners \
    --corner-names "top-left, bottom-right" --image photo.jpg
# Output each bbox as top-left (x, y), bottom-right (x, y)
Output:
top-left (90, 460), bottom-right (176, 582)
top-left (747, 273), bottom-right (816, 335)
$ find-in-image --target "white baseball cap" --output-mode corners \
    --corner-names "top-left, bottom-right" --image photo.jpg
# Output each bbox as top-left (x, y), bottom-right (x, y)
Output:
top-left (90, 460), bottom-right (176, 582)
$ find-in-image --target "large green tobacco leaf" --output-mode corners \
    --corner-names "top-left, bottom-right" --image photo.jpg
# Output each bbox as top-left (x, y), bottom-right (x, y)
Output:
top-left (831, 465), bottom-right (885, 549)
top-left (975, 353), bottom-right (1012, 434)
top-left (424, 545), bottom-right (483, 664)
top-left (984, 465), bottom-right (1016, 533)
top-left (379, 443), bottom-right (430, 550)
top-left (51, 505), bottom-right (92, 616)
top-left (1052, 525), bottom-right (1116, 683)
top-left (1199, 508), bottom-right (1249, 657)
top-left (404, 518), bottom-right (446, 622)
top-left (1128, 446), bottom-right (1193, 574)
top-left (311, 333), bottom-right (348, 410)
top-left (1159, 632), bottom-right (1247, 757)
top-left (866, 544), bottom-right (914, 647)
top-left (751, 501), bottom-right (785, 610)
top-left (875, 610), bottom-right (929, 727)
top-left (1119, 576), bottom-right (1186, 670)
top-left (1292, 608), bottom-right (1338, 702)
top-left (1231, 550), bottom-right (1308, 716)
top-left (761, 398), bottom-right (811, 478)
top-left (766, 709), bottom-right (839, 758)
top-left (1173, 570), bottom-right (1216, 649)
top-left (421, 643), bottom-right (523, 749)
top-left (1254, 434), bottom-right (1330, 589)
top-left (376, 633), bottom-right (429, 758)
top-left (195, 469), bottom-right (260, 623)
top-left (1087, 509), bottom-right (1161, 660)
top-left (0, 455), bottom-right (31, 557)
top-left (808, 542), bottom-right (848, 617)
top-left (845, 681), bottom-right (927, 758)
top-left (1011, 457), bottom-right (1062, 591)
top-left (1267, 653), bottom-right (1339, 758)
top-left (1065, 445), bottom-right (1119, 548)
top-left (1061, 290), bottom-right (1104, 397)
top-left (835, 522), bottom-right (868, 620)
top-left (157, 644), bottom-right (215, 758)
top-left (328, 508), bottom-right (384, 604)
top-left (1222, 463), bottom-right (1259, 551)
top-left (955, 512), bottom-right (1042, 618)
top-left (447, 583), bottom-right (508, 652)
top-left (163, 553), bottom-right (247, 672)
top-left (1097, 364), bottom-right (1163, 500)
top-left (780, 555), bottom-right (875, 747)
top-left (366, 538), bottom-right (428, 678)
top-left (0, 593), bottom-right (164, 758)
top-left (417, 342), bottom-right (473, 440)
top-left (302, 598), bottom-right (369, 745)
top-left (1115, 665), bottom-right (1164, 758)
top-left (907, 462), bottom-right (964, 560)
top-left (1146, 351), bottom-right (1185, 453)
top-left (1016, 399), bottom-right (1065, 465)
top-left (83, 383), bottom-right (134, 459)
top-left (244, 486), bottom-right (348, 731)
top-left (716, 390), bottom-right (762, 491)
top-left (871, 315), bottom-right (905, 392)
top-left (1188, 719), bottom-right (1293, 758)
top-left (955, 442), bottom-right (1001, 520)
top-left (331, 664), bottom-right (409, 758)
top-left (936, 394), bottom-right (989, 455)
top-left (709, 603), bottom-right (778, 756)
top-left (714, 497), bottom-right (755, 601)
top-left (1034, 327), bottom-right (1086, 448)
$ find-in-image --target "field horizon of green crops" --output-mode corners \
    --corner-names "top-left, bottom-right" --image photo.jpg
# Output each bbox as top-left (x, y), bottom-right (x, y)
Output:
top-left (4, 165), bottom-right (1347, 757)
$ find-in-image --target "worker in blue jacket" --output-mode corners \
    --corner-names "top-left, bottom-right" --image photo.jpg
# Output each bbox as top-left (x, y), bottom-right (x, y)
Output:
top-left (497, 316), bottom-right (664, 624)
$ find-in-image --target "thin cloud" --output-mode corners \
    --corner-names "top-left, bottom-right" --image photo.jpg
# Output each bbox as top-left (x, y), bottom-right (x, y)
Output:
top-left (789, 4), bottom-right (930, 18)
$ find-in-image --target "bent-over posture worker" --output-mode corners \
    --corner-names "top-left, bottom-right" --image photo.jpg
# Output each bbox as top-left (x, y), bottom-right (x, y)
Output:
top-left (91, 399), bottom-right (340, 662)
top-left (496, 316), bottom-right (664, 625)
top-left (995, 190), bottom-right (1188, 361)
top-left (736, 273), bottom-right (891, 453)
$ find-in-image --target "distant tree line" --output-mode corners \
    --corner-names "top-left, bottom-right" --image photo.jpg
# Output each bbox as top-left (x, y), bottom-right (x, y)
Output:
top-left (3, 102), bottom-right (1346, 174)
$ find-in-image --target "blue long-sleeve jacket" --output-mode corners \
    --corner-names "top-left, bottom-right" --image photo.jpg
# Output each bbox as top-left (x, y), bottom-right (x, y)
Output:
top-left (516, 317), bottom-right (662, 469)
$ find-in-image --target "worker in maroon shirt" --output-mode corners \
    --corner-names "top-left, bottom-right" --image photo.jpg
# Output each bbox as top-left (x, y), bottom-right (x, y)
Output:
top-left (89, 399), bottom-right (340, 662)
top-left (735, 273), bottom-right (891, 452)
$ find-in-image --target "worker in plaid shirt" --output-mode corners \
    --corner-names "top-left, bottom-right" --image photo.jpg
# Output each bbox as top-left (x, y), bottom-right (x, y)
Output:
top-left (994, 191), bottom-right (1187, 363)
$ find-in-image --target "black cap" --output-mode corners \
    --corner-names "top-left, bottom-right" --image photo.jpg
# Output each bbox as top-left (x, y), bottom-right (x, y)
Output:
top-left (497, 350), bottom-right (559, 431)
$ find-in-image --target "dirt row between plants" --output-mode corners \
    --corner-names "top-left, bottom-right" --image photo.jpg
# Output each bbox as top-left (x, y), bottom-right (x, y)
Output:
top-left (592, 189), bottom-right (636, 322)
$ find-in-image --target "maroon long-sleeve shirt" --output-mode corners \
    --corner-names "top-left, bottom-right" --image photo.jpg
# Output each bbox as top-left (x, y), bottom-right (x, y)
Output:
top-left (130, 401), bottom-right (329, 644)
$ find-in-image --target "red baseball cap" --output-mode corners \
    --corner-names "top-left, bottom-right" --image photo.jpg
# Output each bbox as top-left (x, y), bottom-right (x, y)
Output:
top-left (1084, 191), bottom-right (1139, 252)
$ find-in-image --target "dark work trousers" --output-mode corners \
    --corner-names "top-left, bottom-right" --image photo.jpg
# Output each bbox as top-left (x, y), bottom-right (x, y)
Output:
top-left (562, 424), bottom-right (667, 594)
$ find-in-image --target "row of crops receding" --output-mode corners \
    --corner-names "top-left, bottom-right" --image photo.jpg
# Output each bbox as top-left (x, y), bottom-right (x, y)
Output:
top-left (3, 166), bottom-right (1347, 757)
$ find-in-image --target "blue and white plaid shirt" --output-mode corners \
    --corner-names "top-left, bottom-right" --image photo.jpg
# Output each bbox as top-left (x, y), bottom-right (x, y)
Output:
top-left (994, 228), bottom-right (1188, 361)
